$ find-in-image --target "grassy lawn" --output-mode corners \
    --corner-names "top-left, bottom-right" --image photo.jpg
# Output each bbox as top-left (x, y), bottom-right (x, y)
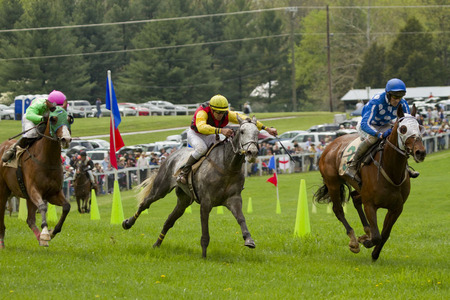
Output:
top-left (0, 150), bottom-right (448, 299)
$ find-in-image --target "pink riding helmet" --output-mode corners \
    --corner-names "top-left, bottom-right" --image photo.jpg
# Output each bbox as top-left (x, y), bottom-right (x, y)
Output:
top-left (48, 90), bottom-right (66, 105)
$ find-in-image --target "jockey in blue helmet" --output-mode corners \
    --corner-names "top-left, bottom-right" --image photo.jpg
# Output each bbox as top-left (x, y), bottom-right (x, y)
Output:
top-left (345, 78), bottom-right (419, 182)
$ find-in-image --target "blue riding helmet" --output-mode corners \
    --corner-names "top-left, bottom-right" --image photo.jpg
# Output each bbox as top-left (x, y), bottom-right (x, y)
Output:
top-left (385, 78), bottom-right (406, 93)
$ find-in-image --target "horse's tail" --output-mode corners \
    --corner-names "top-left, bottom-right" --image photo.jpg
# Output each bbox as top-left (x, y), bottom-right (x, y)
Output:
top-left (135, 171), bottom-right (157, 206)
top-left (313, 182), bottom-right (351, 205)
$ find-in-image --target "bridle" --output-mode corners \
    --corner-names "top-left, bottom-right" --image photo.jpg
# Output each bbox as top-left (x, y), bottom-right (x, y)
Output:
top-left (229, 120), bottom-right (259, 156)
top-left (386, 115), bottom-right (424, 159)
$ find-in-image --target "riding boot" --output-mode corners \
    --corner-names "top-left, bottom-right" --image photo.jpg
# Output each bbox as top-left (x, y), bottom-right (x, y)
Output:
top-left (1, 137), bottom-right (33, 162)
top-left (345, 139), bottom-right (373, 181)
top-left (407, 164), bottom-right (420, 178)
top-left (176, 155), bottom-right (199, 185)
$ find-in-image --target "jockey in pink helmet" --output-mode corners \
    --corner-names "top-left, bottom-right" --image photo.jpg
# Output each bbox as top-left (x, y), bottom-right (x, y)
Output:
top-left (2, 90), bottom-right (68, 162)
top-left (48, 90), bottom-right (67, 106)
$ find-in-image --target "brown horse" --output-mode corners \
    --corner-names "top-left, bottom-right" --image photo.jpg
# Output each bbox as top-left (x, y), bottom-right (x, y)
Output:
top-left (73, 164), bottom-right (91, 214)
top-left (314, 105), bottom-right (426, 260)
top-left (0, 103), bottom-right (73, 248)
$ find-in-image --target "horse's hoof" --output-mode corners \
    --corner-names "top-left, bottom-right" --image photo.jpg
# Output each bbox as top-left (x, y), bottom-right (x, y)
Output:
top-left (122, 220), bottom-right (131, 230)
top-left (152, 243), bottom-right (161, 248)
top-left (0, 241), bottom-right (4, 249)
top-left (39, 240), bottom-right (49, 247)
top-left (358, 234), bottom-right (370, 244)
top-left (244, 238), bottom-right (256, 249)
top-left (349, 244), bottom-right (360, 253)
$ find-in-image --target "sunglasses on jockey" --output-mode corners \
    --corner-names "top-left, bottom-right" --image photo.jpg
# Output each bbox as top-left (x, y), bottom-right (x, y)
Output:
top-left (389, 91), bottom-right (406, 99)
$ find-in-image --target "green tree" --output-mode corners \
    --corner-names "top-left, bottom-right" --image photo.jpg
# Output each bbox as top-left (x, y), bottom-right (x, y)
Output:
top-left (355, 42), bottom-right (386, 89)
top-left (216, 0), bottom-right (258, 109)
top-left (384, 17), bottom-right (438, 86)
top-left (117, 0), bottom-right (220, 103)
top-left (0, 0), bottom-right (93, 98)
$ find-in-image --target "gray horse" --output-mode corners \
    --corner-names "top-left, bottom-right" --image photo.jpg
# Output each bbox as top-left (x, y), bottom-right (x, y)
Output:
top-left (123, 115), bottom-right (260, 258)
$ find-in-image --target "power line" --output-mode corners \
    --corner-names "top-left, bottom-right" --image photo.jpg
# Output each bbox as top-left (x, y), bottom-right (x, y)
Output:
top-left (0, 5), bottom-right (448, 33)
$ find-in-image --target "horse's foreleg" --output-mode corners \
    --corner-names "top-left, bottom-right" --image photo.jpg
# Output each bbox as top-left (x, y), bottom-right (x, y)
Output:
top-left (153, 193), bottom-right (190, 248)
top-left (225, 196), bottom-right (255, 249)
top-left (372, 208), bottom-right (403, 261)
top-left (37, 202), bottom-right (51, 246)
top-left (200, 202), bottom-right (212, 258)
top-left (350, 191), bottom-right (371, 243)
top-left (362, 204), bottom-right (381, 249)
top-left (50, 196), bottom-right (71, 239)
top-left (76, 197), bottom-right (82, 213)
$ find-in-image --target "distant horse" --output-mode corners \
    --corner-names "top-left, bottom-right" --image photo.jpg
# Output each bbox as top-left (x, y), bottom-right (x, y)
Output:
top-left (314, 105), bottom-right (426, 260)
top-left (0, 104), bottom-right (73, 248)
top-left (73, 164), bottom-right (91, 214)
top-left (123, 116), bottom-right (260, 258)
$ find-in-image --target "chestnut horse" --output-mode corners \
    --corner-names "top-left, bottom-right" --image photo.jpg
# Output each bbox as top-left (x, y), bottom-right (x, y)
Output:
top-left (0, 102), bottom-right (73, 248)
top-left (314, 105), bottom-right (426, 260)
top-left (73, 163), bottom-right (92, 214)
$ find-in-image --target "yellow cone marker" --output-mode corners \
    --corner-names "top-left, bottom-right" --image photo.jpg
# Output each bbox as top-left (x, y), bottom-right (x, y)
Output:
top-left (247, 197), bottom-right (253, 214)
top-left (294, 179), bottom-right (311, 237)
top-left (47, 203), bottom-right (58, 224)
top-left (110, 181), bottom-right (124, 224)
top-left (18, 198), bottom-right (27, 221)
top-left (90, 189), bottom-right (100, 220)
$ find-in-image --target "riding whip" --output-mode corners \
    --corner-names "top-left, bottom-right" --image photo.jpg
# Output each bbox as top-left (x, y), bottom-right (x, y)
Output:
top-left (274, 135), bottom-right (295, 162)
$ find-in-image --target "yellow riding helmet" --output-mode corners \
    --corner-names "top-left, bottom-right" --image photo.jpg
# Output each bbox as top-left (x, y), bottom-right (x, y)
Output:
top-left (209, 95), bottom-right (229, 111)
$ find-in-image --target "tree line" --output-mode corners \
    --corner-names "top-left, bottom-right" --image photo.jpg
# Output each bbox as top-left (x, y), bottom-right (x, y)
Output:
top-left (0, 0), bottom-right (448, 112)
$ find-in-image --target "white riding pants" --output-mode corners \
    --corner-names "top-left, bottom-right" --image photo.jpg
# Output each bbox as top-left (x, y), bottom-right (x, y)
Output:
top-left (187, 128), bottom-right (217, 160)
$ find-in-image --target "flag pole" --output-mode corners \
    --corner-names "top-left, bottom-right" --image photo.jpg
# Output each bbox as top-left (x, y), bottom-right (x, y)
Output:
top-left (107, 70), bottom-right (118, 181)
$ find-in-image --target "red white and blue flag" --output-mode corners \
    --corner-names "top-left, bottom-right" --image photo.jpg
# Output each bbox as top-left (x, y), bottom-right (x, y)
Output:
top-left (106, 71), bottom-right (124, 169)
top-left (266, 156), bottom-right (277, 187)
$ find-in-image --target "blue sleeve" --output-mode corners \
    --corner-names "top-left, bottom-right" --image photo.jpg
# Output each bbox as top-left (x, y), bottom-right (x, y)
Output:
top-left (360, 100), bottom-right (379, 137)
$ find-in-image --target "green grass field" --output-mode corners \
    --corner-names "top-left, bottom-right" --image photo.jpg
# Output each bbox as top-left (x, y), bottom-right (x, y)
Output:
top-left (0, 149), bottom-right (448, 299)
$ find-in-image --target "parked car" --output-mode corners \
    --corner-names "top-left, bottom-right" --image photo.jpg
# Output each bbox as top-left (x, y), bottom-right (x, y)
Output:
top-left (259, 130), bottom-right (307, 146)
top-left (119, 102), bottom-right (149, 116)
top-left (0, 104), bottom-right (14, 120)
top-left (276, 131), bottom-right (337, 150)
top-left (117, 103), bottom-right (138, 116)
top-left (67, 100), bottom-right (95, 118)
top-left (87, 139), bottom-right (110, 150)
top-left (308, 123), bottom-right (340, 132)
top-left (139, 103), bottom-right (165, 116)
top-left (87, 150), bottom-right (109, 165)
top-left (147, 100), bottom-right (188, 115)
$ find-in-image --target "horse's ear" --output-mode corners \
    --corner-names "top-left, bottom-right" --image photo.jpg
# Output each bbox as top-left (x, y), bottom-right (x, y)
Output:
top-left (397, 104), bottom-right (404, 119)
top-left (411, 104), bottom-right (417, 117)
top-left (236, 114), bottom-right (243, 124)
top-left (252, 115), bottom-right (257, 124)
top-left (62, 100), bottom-right (68, 111)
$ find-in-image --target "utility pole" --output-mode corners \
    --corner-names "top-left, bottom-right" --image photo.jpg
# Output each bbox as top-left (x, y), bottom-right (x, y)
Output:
top-left (287, 7), bottom-right (298, 111)
top-left (326, 5), bottom-right (333, 112)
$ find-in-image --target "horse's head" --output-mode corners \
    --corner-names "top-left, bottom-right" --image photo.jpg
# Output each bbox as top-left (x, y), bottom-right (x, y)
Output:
top-left (395, 104), bottom-right (426, 163)
top-left (236, 115), bottom-right (259, 163)
top-left (48, 100), bottom-right (73, 149)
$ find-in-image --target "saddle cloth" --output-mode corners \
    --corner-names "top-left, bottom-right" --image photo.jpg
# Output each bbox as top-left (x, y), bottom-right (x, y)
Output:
top-left (2, 146), bottom-right (27, 169)
top-left (338, 136), bottom-right (362, 176)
